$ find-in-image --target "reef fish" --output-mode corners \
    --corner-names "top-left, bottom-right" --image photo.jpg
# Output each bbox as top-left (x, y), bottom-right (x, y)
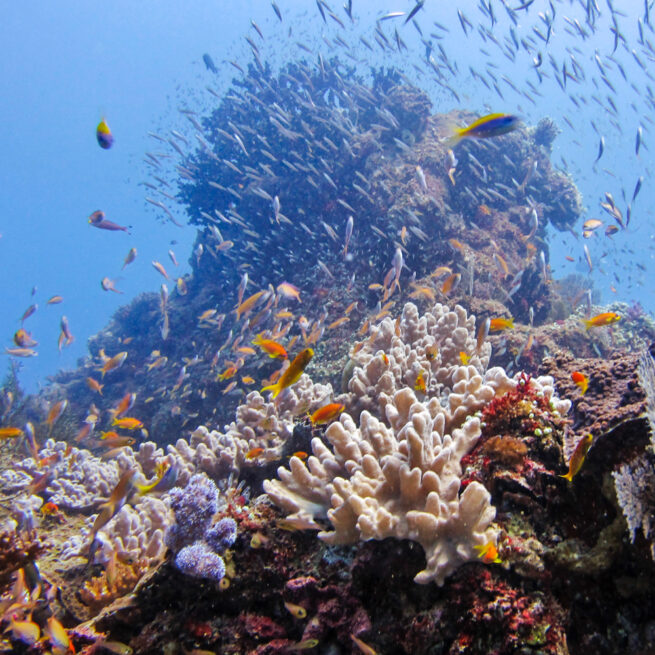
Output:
top-left (310, 402), bottom-right (345, 425)
top-left (474, 540), bottom-right (502, 564)
top-left (112, 416), bottom-right (143, 430)
top-left (582, 312), bottom-right (621, 330)
top-left (447, 113), bottom-right (521, 147)
top-left (489, 317), bottom-right (514, 332)
top-left (88, 210), bottom-right (129, 233)
top-left (571, 371), bottom-right (588, 395)
top-left (91, 468), bottom-right (137, 537)
top-left (0, 426), bottom-right (23, 439)
top-left (96, 118), bottom-right (113, 149)
top-left (252, 333), bottom-right (288, 359)
top-left (560, 433), bottom-right (593, 482)
top-left (262, 348), bottom-right (313, 399)
top-left (100, 351), bottom-right (128, 377)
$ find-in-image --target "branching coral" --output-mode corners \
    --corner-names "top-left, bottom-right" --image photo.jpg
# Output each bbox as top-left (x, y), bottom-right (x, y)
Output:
top-left (168, 376), bottom-right (333, 484)
top-left (265, 301), bottom-right (572, 586)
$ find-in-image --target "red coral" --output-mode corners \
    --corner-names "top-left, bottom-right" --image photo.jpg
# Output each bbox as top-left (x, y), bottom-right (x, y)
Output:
top-left (240, 612), bottom-right (286, 640)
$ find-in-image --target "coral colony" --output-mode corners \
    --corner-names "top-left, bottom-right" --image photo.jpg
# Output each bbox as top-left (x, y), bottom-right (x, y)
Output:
top-left (4, 9), bottom-right (655, 654)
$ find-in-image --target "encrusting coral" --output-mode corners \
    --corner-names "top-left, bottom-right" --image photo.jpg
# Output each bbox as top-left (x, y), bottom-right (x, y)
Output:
top-left (265, 301), bottom-right (571, 585)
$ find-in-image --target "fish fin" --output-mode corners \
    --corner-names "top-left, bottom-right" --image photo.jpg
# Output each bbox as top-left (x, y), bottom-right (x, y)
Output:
top-left (559, 472), bottom-right (573, 482)
top-left (261, 383), bottom-right (280, 398)
top-left (441, 120), bottom-right (465, 148)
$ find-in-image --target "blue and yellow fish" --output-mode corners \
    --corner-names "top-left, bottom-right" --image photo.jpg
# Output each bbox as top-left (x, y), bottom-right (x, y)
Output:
top-left (96, 118), bottom-right (114, 149)
top-left (447, 113), bottom-right (521, 147)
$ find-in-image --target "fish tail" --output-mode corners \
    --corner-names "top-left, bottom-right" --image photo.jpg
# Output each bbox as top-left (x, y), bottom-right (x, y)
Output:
top-left (559, 472), bottom-right (573, 482)
top-left (261, 382), bottom-right (280, 398)
top-left (582, 319), bottom-right (592, 330)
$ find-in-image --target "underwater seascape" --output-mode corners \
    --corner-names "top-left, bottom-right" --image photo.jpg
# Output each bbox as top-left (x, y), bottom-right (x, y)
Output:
top-left (4, 0), bottom-right (655, 653)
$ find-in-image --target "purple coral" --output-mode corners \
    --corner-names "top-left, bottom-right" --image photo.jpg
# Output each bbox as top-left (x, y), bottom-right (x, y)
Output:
top-left (206, 517), bottom-right (237, 552)
top-left (175, 541), bottom-right (226, 581)
top-left (165, 473), bottom-right (237, 582)
top-left (165, 473), bottom-right (219, 552)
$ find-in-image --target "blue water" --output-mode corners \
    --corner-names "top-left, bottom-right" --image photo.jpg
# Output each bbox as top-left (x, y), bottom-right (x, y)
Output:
top-left (2, 0), bottom-right (653, 392)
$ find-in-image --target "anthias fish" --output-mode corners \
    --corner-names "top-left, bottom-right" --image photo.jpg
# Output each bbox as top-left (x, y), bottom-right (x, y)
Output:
top-left (571, 371), bottom-right (588, 394)
top-left (262, 348), bottom-right (313, 398)
top-left (560, 433), bottom-right (593, 482)
top-left (310, 402), bottom-right (345, 425)
top-left (582, 312), bottom-right (621, 330)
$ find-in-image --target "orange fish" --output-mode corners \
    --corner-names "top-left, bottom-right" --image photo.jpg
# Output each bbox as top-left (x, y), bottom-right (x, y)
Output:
top-left (425, 345), bottom-right (438, 361)
top-left (252, 333), bottom-right (288, 359)
top-left (113, 392), bottom-right (136, 417)
top-left (112, 417), bottom-right (143, 430)
top-left (560, 433), bottom-right (593, 482)
top-left (14, 328), bottom-right (38, 348)
top-left (489, 317), bottom-right (514, 332)
top-left (246, 447), bottom-right (264, 460)
top-left (47, 294), bottom-right (63, 304)
top-left (218, 365), bottom-right (238, 380)
top-left (86, 377), bottom-right (104, 395)
top-left (328, 316), bottom-right (350, 329)
top-left (96, 435), bottom-right (135, 449)
top-left (459, 351), bottom-right (471, 365)
top-left (448, 238), bottom-right (466, 253)
top-left (100, 351), bottom-right (128, 377)
top-left (277, 282), bottom-right (302, 303)
top-left (91, 469), bottom-right (137, 537)
top-left (0, 426), bottom-right (23, 439)
top-left (38, 453), bottom-right (60, 468)
top-left (414, 371), bottom-right (427, 393)
top-left (262, 348), bottom-right (314, 399)
top-left (236, 290), bottom-right (266, 319)
top-left (46, 399), bottom-right (68, 430)
top-left (582, 312), bottom-right (621, 330)
top-left (476, 317), bottom-right (491, 352)
top-left (292, 451), bottom-right (309, 460)
top-left (41, 501), bottom-right (61, 516)
top-left (571, 371), bottom-right (588, 395)
top-left (440, 272), bottom-right (461, 295)
top-left (310, 403), bottom-right (345, 425)
top-left (241, 376), bottom-right (255, 385)
top-left (474, 540), bottom-right (502, 564)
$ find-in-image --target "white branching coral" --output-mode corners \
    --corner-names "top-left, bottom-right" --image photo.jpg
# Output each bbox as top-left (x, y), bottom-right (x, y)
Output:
top-left (265, 301), bottom-right (570, 585)
top-left (347, 302), bottom-right (491, 422)
top-left (265, 387), bottom-right (497, 585)
top-left (168, 375), bottom-right (333, 484)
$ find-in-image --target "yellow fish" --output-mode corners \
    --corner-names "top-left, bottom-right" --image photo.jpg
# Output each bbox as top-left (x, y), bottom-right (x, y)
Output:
top-left (262, 348), bottom-right (313, 399)
top-left (560, 434), bottom-right (593, 482)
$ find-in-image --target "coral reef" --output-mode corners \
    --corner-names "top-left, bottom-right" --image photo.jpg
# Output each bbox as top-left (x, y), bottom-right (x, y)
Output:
top-left (168, 376), bottom-right (333, 485)
top-left (165, 473), bottom-right (236, 581)
top-left (0, 529), bottom-right (46, 590)
top-left (0, 439), bottom-right (123, 511)
top-left (612, 351), bottom-right (655, 559)
top-left (266, 301), bottom-right (570, 586)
